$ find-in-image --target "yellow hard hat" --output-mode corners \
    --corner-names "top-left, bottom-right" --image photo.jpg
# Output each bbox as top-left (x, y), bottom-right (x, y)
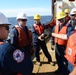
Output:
top-left (34, 14), bottom-right (41, 20)
top-left (57, 11), bottom-right (66, 20)
top-left (64, 9), bottom-right (69, 13)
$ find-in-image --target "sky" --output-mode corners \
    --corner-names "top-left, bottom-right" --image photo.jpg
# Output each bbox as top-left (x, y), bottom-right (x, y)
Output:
top-left (0, 0), bottom-right (52, 17)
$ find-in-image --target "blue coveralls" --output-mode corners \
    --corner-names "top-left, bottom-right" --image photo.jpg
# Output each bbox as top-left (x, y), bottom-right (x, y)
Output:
top-left (8, 25), bottom-right (33, 75)
top-left (32, 23), bottom-right (52, 62)
top-left (0, 39), bottom-right (33, 75)
top-left (51, 24), bottom-right (74, 75)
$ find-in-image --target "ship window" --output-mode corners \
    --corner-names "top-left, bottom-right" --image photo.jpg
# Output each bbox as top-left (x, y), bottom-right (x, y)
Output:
top-left (69, 0), bottom-right (75, 1)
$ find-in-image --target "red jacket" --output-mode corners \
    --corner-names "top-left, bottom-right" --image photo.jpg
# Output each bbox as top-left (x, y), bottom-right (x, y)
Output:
top-left (33, 24), bottom-right (44, 35)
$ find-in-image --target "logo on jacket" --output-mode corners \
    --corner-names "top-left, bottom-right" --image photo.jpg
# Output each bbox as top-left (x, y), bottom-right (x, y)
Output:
top-left (68, 48), bottom-right (72, 55)
top-left (13, 49), bottom-right (24, 63)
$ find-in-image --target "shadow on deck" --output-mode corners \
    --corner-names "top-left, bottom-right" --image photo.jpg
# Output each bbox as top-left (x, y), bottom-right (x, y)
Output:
top-left (32, 41), bottom-right (60, 75)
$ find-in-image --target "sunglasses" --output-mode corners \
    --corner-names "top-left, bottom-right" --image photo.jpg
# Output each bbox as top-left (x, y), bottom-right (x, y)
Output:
top-left (71, 14), bottom-right (76, 16)
top-left (20, 19), bottom-right (27, 22)
top-left (0, 26), bottom-right (9, 31)
top-left (58, 18), bottom-right (65, 21)
top-left (65, 13), bottom-right (69, 14)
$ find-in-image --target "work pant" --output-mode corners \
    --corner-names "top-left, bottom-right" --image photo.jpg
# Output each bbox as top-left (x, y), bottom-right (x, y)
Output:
top-left (33, 40), bottom-right (52, 62)
top-left (55, 43), bottom-right (68, 75)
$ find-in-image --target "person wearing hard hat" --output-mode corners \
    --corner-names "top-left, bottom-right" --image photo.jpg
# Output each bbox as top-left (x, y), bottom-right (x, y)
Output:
top-left (51, 11), bottom-right (74, 75)
top-left (64, 9), bottom-right (71, 25)
top-left (9, 12), bottom-right (35, 75)
top-left (64, 8), bottom-right (76, 75)
top-left (0, 12), bottom-right (34, 75)
top-left (32, 14), bottom-right (53, 66)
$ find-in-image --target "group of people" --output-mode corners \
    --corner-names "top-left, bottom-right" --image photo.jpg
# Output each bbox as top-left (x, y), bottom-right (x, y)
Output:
top-left (51, 8), bottom-right (76, 75)
top-left (0, 11), bottom-right (54, 75)
top-left (0, 7), bottom-right (76, 75)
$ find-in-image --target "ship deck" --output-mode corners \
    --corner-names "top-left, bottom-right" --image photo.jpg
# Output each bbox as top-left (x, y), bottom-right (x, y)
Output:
top-left (32, 41), bottom-right (60, 75)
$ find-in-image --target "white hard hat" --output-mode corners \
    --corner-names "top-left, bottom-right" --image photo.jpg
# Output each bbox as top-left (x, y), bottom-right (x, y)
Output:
top-left (0, 12), bottom-right (10, 25)
top-left (70, 8), bottom-right (76, 15)
top-left (16, 12), bottom-right (27, 20)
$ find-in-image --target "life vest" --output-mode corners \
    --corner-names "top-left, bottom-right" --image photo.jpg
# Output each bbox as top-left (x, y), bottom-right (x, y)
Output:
top-left (54, 24), bottom-right (67, 45)
top-left (0, 42), bottom-right (33, 75)
top-left (33, 24), bottom-right (44, 35)
top-left (15, 25), bottom-right (32, 48)
top-left (65, 31), bottom-right (76, 66)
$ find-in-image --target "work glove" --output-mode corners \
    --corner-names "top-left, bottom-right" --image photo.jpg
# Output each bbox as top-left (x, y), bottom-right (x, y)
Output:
top-left (38, 34), bottom-right (45, 41)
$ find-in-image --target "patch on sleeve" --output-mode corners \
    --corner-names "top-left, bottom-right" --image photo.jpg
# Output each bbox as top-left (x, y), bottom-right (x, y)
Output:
top-left (11, 34), bottom-right (14, 37)
top-left (68, 48), bottom-right (72, 55)
top-left (13, 49), bottom-right (24, 63)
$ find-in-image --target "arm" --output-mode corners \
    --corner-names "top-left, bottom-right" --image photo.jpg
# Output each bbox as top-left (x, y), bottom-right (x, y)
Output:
top-left (51, 26), bottom-right (55, 45)
top-left (9, 27), bottom-right (19, 48)
top-left (69, 67), bottom-right (76, 75)
top-left (52, 33), bottom-right (67, 40)
top-left (31, 25), bottom-right (39, 39)
top-left (52, 24), bottom-right (74, 40)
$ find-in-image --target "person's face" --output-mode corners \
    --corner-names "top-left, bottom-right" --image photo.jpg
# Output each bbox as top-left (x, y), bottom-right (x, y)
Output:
top-left (34, 19), bottom-right (40, 24)
top-left (65, 13), bottom-right (69, 16)
top-left (18, 19), bottom-right (27, 27)
top-left (0, 25), bottom-right (9, 40)
top-left (71, 14), bottom-right (76, 20)
top-left (70, 14), bottom-right (76, 26)
top-left (58, 18), bottom-right (65, 25)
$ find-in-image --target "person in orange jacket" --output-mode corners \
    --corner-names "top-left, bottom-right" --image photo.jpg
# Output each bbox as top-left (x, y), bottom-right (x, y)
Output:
top-left (65, 8), bottom-right (76, 74)
top-left (32, 14), bottom-right (53, 66)
top-left (51, 11), bottom-right (74, 75)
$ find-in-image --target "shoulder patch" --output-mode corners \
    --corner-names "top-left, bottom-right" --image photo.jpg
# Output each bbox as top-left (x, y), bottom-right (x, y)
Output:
top-left (11, 34), bottom-right (14, 37)
top-left (13, 49), bottom-right (24, 63)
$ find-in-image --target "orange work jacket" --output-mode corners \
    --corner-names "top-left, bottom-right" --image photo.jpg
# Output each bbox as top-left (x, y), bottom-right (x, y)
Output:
top-left (65, 31), bottom-right (76, 66)
top-left (54, 25), bottom-right (68, 45)
top-left (15, 25), bottom-right (32, 47)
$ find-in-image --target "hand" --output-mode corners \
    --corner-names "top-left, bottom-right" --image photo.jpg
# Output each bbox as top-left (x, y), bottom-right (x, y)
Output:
top-left (38, 34), bottom-right (45, 41)
top-left (40, 34), bottom-right (45, 39)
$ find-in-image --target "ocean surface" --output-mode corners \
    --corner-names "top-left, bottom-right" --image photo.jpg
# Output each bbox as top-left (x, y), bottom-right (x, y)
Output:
top-left (8, 16), bottom-right (52, 31)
